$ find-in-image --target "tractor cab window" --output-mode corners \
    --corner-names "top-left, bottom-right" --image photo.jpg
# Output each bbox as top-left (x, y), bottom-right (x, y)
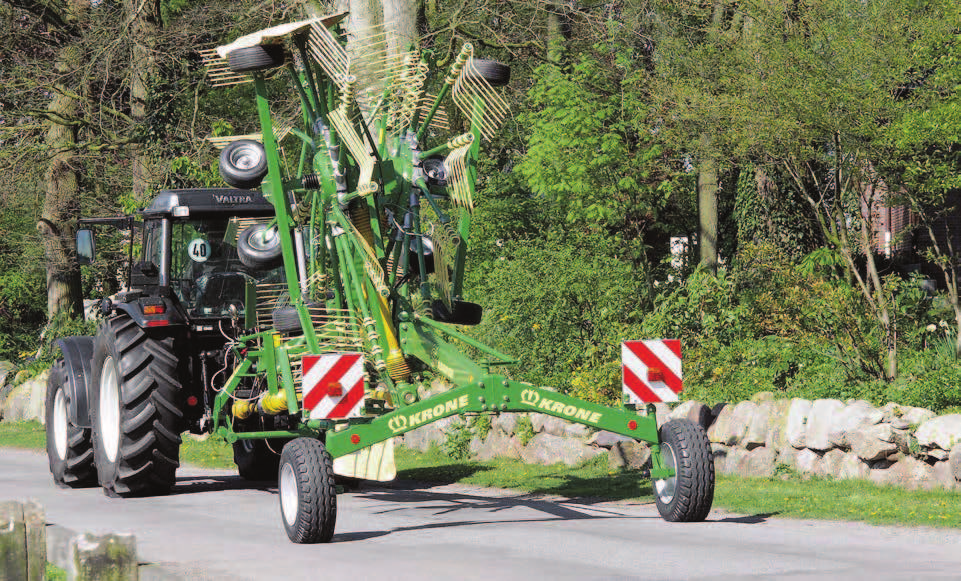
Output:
top-left (169, 217), bottom-right (281, 318)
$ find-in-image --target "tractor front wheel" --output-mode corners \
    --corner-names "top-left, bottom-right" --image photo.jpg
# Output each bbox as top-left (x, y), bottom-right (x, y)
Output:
top-left (653, 419), bottom-right (714, 522)
top-left (233, 438), bottom-right (283, 482)
top-left (45, 360), bottom-right (96, 488)
top-left (279, 438), bottom-right (337, 543)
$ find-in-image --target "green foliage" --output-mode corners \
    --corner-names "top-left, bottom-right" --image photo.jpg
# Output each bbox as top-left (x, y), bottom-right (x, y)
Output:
top-left (734, 165), bottom-right (819, 258)
top-left (443, 419), bottom-right (474, 461)
top-left (471, 414), bottom-right (492, 441)
top-left (515, 415), bottom-right (535, 446)
top-left (468, 232), bottom-right (644, 401)
top-left (40, 313), bottom-right (99, 363)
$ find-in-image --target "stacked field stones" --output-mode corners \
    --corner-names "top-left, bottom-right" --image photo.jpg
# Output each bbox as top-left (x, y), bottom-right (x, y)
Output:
top-left (400, 388), bottom-right (961, 491)
top-left (705, 393), bottom-right (961, 490)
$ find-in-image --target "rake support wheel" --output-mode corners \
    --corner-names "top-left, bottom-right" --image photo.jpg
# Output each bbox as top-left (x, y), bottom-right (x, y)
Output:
top-left (279, 438), bottom-right (337, 543)
top-left (653, 419), bottom-right (714, 522)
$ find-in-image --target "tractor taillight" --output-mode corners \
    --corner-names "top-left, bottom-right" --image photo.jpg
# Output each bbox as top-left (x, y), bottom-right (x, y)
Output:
top-left (144, 305), bottom-right (166, 315)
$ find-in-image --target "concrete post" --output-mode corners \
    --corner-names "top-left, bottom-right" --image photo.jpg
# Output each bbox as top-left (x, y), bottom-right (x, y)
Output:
top-left (69, 532), bottom-right (138, 581)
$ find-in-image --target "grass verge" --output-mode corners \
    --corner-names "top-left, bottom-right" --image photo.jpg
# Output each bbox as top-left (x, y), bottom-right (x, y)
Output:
top-left (3, 420), bottom-right (959, 528)
top-left (0, 420), bottom-right (45, 449)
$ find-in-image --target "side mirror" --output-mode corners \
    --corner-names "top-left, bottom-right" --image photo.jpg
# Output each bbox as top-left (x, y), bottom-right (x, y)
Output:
top-left (76, 229), bottom-right (95, 264)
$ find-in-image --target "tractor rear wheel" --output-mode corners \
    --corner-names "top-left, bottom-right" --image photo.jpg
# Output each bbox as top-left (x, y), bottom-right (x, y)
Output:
top-left (653, 419), bottom-right (714, 522)
top-left (90, 315), bottom-right (183, 497)
top-left (279, 438), bottom-right (337, 543)
top-left (45, 360), bottom-right (96, 488)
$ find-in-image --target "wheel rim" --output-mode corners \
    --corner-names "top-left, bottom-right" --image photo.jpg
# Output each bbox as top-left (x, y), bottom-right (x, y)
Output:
top-left (53, 387), bottom-right (68, 461)
top-left (100, 356), bottom-right (121, 463)
top-left (654, 442), bottom-right (678, 505)
top-left (250, 227), bottom-right (278, 251)
top-left (230, 144), bottom-right (263, 170)
top-left (280, 463), bottom-right (298, 526)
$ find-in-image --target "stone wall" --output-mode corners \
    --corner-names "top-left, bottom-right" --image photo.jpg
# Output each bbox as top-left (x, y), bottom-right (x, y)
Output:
top-left (403, 392), bottom-right (961, 491)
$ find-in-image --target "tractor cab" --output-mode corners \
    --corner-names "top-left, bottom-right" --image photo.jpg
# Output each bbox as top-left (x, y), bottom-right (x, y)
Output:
top-left (79, 188), bottom-right (280, 326)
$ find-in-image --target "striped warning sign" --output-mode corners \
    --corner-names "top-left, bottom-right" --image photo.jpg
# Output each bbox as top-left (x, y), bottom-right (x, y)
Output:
top-left (302, 353), bottom-right (365, 419)
top-left (622, 340), bottom-right (682, 404)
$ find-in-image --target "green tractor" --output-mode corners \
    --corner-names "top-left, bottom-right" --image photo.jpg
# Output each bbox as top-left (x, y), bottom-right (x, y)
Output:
top-left (47, 12), bottom-right (714, 543)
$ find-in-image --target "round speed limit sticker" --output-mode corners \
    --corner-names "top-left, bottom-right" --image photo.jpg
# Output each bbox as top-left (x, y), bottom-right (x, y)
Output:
top-left (187, 238), bottom-right (211, 263)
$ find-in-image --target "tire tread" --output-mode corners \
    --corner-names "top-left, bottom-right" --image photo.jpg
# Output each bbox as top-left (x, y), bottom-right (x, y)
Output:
top-left (654, 419), bottom-right (715, 522)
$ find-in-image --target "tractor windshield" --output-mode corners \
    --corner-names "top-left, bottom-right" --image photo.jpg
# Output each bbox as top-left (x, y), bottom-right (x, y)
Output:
top-left (169, 217), bottom-right (281, 318)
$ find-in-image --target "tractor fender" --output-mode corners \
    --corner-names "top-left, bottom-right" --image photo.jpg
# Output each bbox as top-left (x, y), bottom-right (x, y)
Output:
top-left (112, 297), bottom-right (188, 328)
top-left (54, 336), bottom-right (95, 428)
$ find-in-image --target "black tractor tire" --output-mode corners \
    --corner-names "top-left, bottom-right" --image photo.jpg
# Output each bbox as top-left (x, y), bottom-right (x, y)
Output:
top-left (237, 224), bottom-right (284, 270)
top-left (45, 360), bottom-right (97, 488)
top-left (228, 44), bottom-right (287, 73)
top-left (90, 315), bottom-right (183, 497)
top-left (233, 439), bottom-right (283, 481)
top-left (465, 58), bottom-right (511, 86)
top-left (279, 438), bottom-right (337, 544)
top-left (653, 419), bottom-right (714, 522)
top-left (219, 139), bottom-right (269, 190)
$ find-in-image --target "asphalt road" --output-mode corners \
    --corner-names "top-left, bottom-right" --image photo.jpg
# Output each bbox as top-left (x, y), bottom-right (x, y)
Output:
top-left (2, 448), bottom-right (961, 580)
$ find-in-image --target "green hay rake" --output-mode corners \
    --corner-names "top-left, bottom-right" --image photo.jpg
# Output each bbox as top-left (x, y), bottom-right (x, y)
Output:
top-left (204, 13), bottom-right (715, 543)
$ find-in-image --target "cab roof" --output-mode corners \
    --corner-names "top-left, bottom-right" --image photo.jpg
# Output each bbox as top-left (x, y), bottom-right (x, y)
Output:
top-left (142, 189), bottom-right (276, 217)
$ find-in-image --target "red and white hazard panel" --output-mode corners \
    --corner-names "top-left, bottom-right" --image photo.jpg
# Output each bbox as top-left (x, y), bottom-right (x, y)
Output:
top-left (301, 353), bottom-right (366, 420)
top-left (622, 340), bottom-right (683, 404)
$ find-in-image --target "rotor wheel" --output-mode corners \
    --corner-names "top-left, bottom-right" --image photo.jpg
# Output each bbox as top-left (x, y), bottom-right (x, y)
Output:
top-left (464, 58), bottom-right (511, 87)
top-left (219, 139), bottom-right (269, 190)
top-left (279, 438), bottom-right (337, 544)
top-left (653, 419), bottom-right (714, 522)
top-left (228, 44), bottom-right (287, 73)
top-left (90, 315), bottom-right (183, 497)
top-left (45, 359), bottom-right (97, 488)
top-left (237, 224), bottom-right (284, 270)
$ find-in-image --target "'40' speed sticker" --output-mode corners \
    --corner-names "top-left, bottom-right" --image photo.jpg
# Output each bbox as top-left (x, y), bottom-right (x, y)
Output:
top-left (187, 238), bottom-right (211, 263)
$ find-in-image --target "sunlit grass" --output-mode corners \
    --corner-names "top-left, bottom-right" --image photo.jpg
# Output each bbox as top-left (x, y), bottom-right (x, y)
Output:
top-left (0, 420), bottom-right (45, 449)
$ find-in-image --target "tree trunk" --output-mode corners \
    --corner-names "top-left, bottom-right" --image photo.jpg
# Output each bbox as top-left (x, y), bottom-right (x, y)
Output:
top-left (39, 46), bottom-right (84, 320)
top-left (382, 0), bottom-right (422, 60)
top-left (128, 0), bottom-right (161, 204)
top-left (341, 0), bottom-right (386, 98)
top-left (697, 133), bottom-right (719, 273)
top-left (546, 6), bottom-right (569, 64)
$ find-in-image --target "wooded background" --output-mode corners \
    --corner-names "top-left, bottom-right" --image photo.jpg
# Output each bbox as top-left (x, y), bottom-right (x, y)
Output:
top-left (2, 0), bottom-right (961, 410)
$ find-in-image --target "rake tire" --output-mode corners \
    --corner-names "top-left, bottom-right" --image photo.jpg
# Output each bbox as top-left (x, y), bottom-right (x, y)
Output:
top-left (237, 224), bottom-right (283, 270)
top-left (653, 419), bottom-right (714, 522)
top-left (279, 438), bottom-right (337, 544)
top-left (465, 58), bottom-right (511, 86)
top-left (91, 315), bottom-right (183, 497)
top-left (228, 44), bottom-right (286, 73)
top-left (219, 139), bottom-right (269, 190)
top-left (45, 359), bottom-right (97, 488)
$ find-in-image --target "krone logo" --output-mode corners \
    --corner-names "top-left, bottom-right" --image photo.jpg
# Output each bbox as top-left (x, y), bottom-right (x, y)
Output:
top-left (387, 415), bottom-right (408, 433)
top-left (520, 389), bottom-right (540, 407)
